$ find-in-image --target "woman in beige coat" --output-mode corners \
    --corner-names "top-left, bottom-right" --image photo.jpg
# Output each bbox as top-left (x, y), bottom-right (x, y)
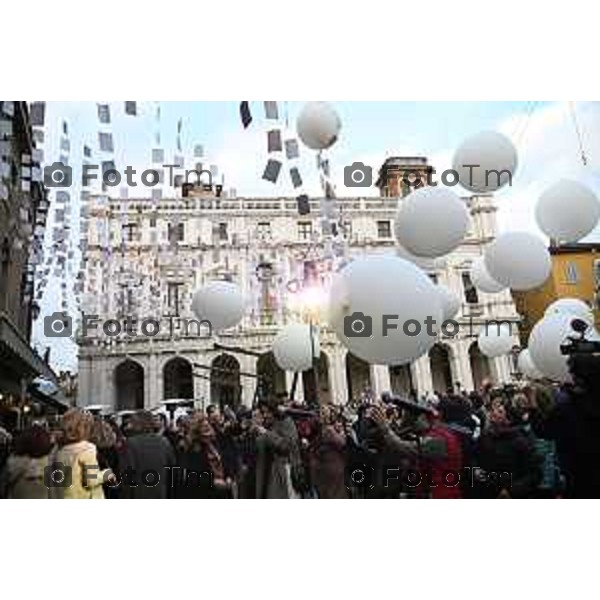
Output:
top-left (52, 409), bottom-right (114, 499)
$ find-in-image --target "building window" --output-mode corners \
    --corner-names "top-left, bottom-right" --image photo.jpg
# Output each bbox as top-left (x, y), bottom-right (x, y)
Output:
top-left (218, 222), bottom-right (228, 241)
top-left (377, 220), bottom-right (392, 238)
top-left (122, 223), bottom-right (137, 242)
top-left (298, 221), bottom-right (313, 240)
top-left (565, 261), bottom-right (579, 284)
top-left (167, 282), bottom-right (183, 316)
top-left (462, 272), bottom-right (479, 304)
top-left (149, 217), bottom-right (156, 228)
top-left (168, 222), bottom-right (185, 242)
top-left (257, 222), bottom-right (271, 238)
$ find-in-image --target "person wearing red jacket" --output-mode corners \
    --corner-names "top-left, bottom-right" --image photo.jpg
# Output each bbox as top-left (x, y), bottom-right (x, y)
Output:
top-left (369, 404), bottom-right (463, 499)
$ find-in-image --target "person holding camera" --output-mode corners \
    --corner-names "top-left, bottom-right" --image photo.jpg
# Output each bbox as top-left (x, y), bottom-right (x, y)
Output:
top-left (368, 402), bottom-right (463, 499)
top-left (253, 398), bottom-right (302, 499)
top-left (543, 354), bottom-right (600, 498)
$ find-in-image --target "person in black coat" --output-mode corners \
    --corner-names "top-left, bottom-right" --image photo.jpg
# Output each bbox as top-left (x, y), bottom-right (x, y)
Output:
top-left (542, 354), bottom-right (600, 498)
top-left (118, 411), bottom-right (177, 499)
top-left (477, 401), bottom-right (541, 498)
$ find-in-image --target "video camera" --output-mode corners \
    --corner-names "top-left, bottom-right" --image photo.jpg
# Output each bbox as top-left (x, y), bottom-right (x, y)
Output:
top-left (560, 319), bottom-right (600, 356)
top-left (380, 392), bottom-right (435, 417)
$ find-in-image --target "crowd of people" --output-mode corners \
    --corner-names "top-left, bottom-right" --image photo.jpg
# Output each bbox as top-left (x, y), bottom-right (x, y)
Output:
top-left (1, 353), bottom-right (599, 499)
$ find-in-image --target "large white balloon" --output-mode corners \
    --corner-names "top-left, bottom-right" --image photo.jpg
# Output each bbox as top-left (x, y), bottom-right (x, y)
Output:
top-left (452, 131), bottom-right (518, 193)
top-left (545, 297), bottom-right (594, 321)
top-left (484, 232), bottom-right (551, 291)
top-left (191, 281), bottom-right (245, 331)
top-left (436, 284), bottom-right (461, 320)
top-left (536, 180), bottom-right (600, 243)
top-left (273, 323), bottom-right (320, 372)
top-left (470, 257), bottom-right (506, 293)
top-left (517, 349), bottom-right (543, 379)
top-left (529, 313), bottom-right (593, 381)
top-left (478, 324), bottom-right (514, 358)
top-left (328, 255), bottom-right (442, 365)
top-left (296, 102), bottom-right (341, 150)
top-left (394, 186), bottom-right (469, 258)
top-left (395, 242), bottom-right (446, 271)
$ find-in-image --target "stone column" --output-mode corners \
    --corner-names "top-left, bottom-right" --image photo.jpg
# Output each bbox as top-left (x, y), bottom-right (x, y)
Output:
top-left (240, 355), bottom-right (256, 408)
top-left (454, 340), bottom-right (475, 392)
top-left (329, 348), bottom-right (349, 405)
top-left (370, 364), bottom-right (391, 397)
top-left (77, 358), bottom-right (91, 407)
top-left (412, 355), bottom-right (434, 397)
top-left (148, 353), bottom-right (159, 408)
top-left (193, 353), bottom-right (211, 410)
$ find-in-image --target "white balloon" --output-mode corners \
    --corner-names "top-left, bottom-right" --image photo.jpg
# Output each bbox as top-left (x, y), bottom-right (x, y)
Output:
top-left (436, 284), bottom-right (461, 321)
top-left (273, 323), bottom-right (320, 372)
top-left (470, 257), bottom-right (506, 294)
top-left (484, 232), bottom-right (551, 291)
top-left (328, 255), bottom-right (442, 365)
top-left (395, 242), bottom-right (446, 270)
top-left (536, 180), bottom-right (600, 243)
top-left (191, 281), bottom-right (245, 331)
top-left (394, 186), bottom-right (469, 258)
top-left (478, 324), bottom-right (514, 358)
top-left (529, 313), bottom-right (593, 381)
top-left (517, 349), bottom-right (543, 379)
top-left (296, 102), bottom-right (341, 150)
top-left (452, 131), bottom-right (518, 193)
top-left (545, 297), bottom-right (594, 321)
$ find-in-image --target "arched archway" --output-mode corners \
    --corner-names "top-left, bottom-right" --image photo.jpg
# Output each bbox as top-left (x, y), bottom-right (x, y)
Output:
top-left (345, 352), bottom-right (371, 403)
top-left (256, 351), bottom-right (287, 400)
top-left (429, 344), bottom-right (453, 395)
top-left (302, 352), bottom-right (332, 404)
top-left (163, 356), bottom-right (193, 401)
top-left (469, 342), bottom-right (492, 390)
top-left (389, 364), bottom-right (414, 398)
top-left (114, 360), bottom-right (144, 411)
top-left (210, 354), bottom-right (241, 410)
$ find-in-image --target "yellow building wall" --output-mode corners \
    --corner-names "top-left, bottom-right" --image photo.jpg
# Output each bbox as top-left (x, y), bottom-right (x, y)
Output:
top-left (513, 249), bottom-right (600, 344)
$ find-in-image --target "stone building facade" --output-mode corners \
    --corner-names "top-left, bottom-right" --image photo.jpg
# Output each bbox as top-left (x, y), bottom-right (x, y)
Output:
top-left (77, 158), bottom-right (520, 411)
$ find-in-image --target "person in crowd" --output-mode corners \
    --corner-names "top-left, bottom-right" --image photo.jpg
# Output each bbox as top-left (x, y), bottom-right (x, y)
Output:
top-left (0, 425), bottom-right (53, 499)
top-left (254, 397), bottom-right (302, 499)
top-left (312, 406), bottom-right (348, 499)
top-left (235, 408), bottom-right (259, 499)
top-left (53, 409), bottom-right (115, 499)
top-left (477, 399), bottom-right (541, 498)
top-left (542, 353), bottom-right (600, 498)
top-left (207, 404), bottom-right (240, 483)
top-left (174, 412), bottom-right (233, 499)
top-left (119, 410), bottom-right (176, 499)
top-left (369, 401), bottom-right (464, 499)
top-left (90, 417), bottom-right (121, 499)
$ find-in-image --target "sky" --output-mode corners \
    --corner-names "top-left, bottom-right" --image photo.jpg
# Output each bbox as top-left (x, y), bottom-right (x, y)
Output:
top-left (32, 101), bottom-right (600, 372)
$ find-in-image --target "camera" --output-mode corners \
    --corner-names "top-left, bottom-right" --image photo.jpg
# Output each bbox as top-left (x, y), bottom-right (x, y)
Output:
top-left (44, 462), bottom-right (72, 488)
top-left (44, 312), bottom-right (73, 338)
top-left (560, 319), bottom-right (600, 355)
top-left (344, 162), bottom-right (372, 188)
top-left (344, 312), bottom-right (372, 338)
top-left (43, 162), bottom-right (72, 187)
top-left (344, 462), bottom-right (375, 490)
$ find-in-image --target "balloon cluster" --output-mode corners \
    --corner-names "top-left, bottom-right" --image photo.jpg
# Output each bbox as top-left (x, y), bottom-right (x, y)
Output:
top-left (189, 102), bottom-right (600, 381)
